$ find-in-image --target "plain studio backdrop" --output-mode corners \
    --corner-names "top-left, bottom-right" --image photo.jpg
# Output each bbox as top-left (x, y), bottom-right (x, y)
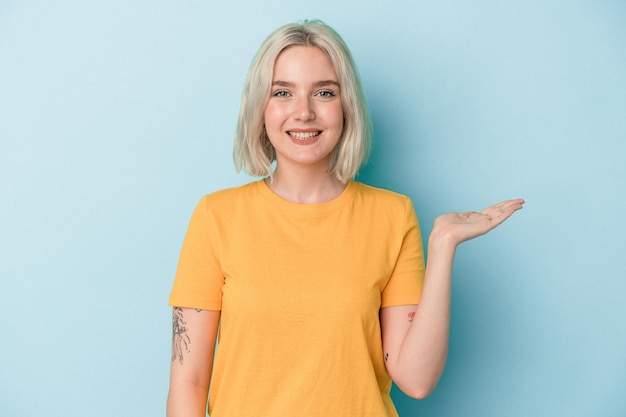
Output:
top-left (1, 1), bottom-right (624, 416)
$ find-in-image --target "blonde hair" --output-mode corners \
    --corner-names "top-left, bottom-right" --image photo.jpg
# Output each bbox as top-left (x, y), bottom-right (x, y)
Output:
top-left (233, 20), bottom-right (372, 183)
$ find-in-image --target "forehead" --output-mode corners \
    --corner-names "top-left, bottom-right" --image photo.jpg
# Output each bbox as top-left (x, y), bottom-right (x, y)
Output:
top-left (272, 46), bottom-right (338, 80)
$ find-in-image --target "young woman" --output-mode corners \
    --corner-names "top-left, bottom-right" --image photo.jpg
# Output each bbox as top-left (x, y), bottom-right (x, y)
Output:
top-left (166, 20), bottom-right (523, 417)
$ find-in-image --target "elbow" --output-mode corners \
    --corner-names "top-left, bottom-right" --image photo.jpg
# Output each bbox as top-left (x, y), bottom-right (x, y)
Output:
top-left (398, 382), bottom-right (437, 400)
top-left (392, 370), bottom-right (441, 400)
top-left (387, 355), bottom-right (446, 400)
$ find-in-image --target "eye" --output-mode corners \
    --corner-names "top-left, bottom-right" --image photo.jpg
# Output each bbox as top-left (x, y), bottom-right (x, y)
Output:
top-left (316, 90), bottom-right (336, 98)
top-left (272, 90), bottom-right (290, 97)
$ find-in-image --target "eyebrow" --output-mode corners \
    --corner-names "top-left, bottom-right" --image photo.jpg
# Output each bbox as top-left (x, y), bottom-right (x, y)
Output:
top-left (272, 80), bottom-right (340, 88)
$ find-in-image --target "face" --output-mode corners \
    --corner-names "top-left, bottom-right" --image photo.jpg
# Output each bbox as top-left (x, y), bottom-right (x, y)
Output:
top-left (264, 46), bottom-right (344, 173)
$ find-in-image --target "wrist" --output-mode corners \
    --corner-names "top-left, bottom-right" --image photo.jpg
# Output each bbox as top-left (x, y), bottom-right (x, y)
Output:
top-left (428, 226), bottom-right (459, 254)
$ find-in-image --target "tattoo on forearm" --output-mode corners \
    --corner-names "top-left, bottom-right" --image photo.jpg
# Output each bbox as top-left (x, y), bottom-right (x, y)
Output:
top-left (172, 307), bottom-right (191, 364)
top-left (385, 353), bottom-right (389, 362)
top-left (408, 312), bottom-right (415, 323)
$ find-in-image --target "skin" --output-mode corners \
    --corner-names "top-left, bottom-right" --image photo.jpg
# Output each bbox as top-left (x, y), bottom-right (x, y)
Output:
top-left (380, 199), bottom-right (524, 398)
top-left (166, 44), bottom-right (525, 415)
top-left (263, 46), bottom-right (346, 203)
top-left (166, 308), bottom-right (219, 417)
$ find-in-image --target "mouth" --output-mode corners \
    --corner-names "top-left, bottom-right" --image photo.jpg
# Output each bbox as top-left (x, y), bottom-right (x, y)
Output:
top-left (287, 130), bottom-right (322, 140)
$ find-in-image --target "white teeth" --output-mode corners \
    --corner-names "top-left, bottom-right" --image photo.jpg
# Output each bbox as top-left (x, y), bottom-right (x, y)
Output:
top-left (288, 131), bottom-right (320, 140)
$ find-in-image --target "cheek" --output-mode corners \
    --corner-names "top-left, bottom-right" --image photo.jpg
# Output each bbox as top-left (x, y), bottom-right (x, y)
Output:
top-left (263, 104), bottom-right (285, 145)
top-left (333, 105), bottom-right (345, 131)
top-left (264, 103), bottom-right (284, 130)
top-left (319, 102), bottom-right (344, 128)
top-left (263, 104), bottom-right (273, 128)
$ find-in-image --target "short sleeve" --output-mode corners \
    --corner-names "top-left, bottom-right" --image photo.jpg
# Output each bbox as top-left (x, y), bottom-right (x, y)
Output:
top-left (169, 197), bottom-right (224, 310)
top-left (380, 198), bottom-right (425, 307)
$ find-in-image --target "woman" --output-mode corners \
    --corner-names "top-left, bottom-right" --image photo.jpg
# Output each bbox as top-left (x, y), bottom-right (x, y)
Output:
top-left (166, 20), bottom-right (523, 417)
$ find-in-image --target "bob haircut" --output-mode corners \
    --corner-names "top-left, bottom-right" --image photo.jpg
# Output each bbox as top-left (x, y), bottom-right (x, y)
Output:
top-left (233, 20), bottom-right (372, 183)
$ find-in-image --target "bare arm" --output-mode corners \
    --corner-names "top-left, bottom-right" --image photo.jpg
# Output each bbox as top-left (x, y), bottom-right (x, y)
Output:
top-left (166, 307), bottom-right (220, 417)
top-left (381, 199), bottom-right (524, 399)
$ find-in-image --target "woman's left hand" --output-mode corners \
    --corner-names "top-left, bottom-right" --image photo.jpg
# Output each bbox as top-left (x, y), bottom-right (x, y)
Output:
top-left (431, 198), bottom-right (525, 247)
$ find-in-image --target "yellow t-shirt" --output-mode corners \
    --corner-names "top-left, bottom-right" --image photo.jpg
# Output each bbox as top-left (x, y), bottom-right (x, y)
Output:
top-left (169, 180), bottom-right (425, 416)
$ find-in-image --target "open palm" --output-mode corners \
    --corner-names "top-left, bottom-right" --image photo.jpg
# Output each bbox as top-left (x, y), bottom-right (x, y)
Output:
top-left (434, 199), bottom-right (525, 246)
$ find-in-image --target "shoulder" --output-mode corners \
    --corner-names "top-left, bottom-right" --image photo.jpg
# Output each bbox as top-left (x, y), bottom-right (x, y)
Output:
top-left (352, 181), bottom-right (413, 211)
top-left (199, 180), bottom-right (260, 204)
top-left (192, 181), bottom-right (263, 217)
top-left (350, 182), bottom-right (421, 239)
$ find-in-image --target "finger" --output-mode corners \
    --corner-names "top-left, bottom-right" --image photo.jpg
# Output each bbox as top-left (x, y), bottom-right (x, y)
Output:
top-left (482, 199), bottom-right (524, 215)
top-left (479, 199), bottom-right (524, 226)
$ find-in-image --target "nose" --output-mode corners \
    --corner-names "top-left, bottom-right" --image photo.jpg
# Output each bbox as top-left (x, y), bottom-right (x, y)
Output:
top-left (294, 95), bottom-right (315, 121)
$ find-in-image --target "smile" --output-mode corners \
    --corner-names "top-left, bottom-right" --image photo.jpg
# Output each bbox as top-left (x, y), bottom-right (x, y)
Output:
top-left (287, 131), bottom-right (321, 140)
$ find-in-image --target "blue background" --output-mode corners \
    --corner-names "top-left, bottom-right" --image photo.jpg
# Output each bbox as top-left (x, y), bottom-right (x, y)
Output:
top-left (1, 1), bottom-right (624, 416)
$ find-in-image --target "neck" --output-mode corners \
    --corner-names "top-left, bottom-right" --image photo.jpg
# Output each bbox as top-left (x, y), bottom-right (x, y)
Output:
top-left (266, 165), bottom-right (347, 204)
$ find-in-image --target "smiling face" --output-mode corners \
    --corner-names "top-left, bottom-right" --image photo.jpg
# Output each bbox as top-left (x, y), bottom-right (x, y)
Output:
top-left (264, 46), bottom-right (344, 174)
